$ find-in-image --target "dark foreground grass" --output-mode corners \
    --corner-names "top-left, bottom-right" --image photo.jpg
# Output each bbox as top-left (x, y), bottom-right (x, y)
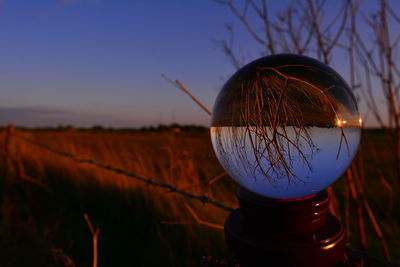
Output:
top-left (0, 159), bottom-right (228, 267)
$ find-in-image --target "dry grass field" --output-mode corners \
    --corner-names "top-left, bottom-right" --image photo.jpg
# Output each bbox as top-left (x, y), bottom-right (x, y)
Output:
top-left (0, 127), bottom-right (399, 266)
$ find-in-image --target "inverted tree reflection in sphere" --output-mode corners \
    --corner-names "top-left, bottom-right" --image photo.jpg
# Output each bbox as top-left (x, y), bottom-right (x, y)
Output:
top-left (211, 54), bottom-right (361, 199)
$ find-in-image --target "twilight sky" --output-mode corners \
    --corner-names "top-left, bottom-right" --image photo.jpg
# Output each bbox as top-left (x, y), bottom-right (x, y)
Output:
top-left (0, 0), bottom-right (397, 128)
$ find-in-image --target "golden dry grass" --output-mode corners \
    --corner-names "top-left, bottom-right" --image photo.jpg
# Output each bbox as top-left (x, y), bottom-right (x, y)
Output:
top-left (0, 128), bottom-right (238, 266)
top-left (0, 128), bottom-right (399, 266)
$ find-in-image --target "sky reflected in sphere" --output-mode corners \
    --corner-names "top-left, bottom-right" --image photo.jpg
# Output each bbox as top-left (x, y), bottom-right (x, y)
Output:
top-left (210, 54), bottom-right (361, 199)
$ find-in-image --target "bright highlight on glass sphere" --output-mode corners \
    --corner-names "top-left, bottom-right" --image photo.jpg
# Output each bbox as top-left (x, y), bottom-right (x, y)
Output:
top-left (210, 54), bottom-right (361, 199)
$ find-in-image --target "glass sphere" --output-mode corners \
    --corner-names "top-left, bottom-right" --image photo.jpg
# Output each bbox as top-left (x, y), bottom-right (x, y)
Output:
top-left (211, 54), bottom-right (361, 199)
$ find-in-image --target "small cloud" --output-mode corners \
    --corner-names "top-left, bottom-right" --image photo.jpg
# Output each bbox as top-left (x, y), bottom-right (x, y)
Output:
top-left (0, 106), bottom-right (140, 128)
top-left (0, 107), bottom-right (68, 127)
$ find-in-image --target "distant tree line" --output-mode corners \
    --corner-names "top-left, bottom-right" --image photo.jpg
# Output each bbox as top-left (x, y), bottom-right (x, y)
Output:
top-left (1, 123), bottom-right (208, 132)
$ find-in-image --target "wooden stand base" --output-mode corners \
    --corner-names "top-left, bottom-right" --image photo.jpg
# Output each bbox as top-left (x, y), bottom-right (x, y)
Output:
top-left (225, 188), bottom-right (346, 267)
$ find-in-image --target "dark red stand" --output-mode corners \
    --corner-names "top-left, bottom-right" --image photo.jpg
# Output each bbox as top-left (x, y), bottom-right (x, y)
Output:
top-left (225, 188), bottom-right (346, 267)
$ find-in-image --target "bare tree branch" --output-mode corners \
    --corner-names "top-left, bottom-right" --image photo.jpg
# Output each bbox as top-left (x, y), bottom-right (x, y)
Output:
top-left (162, 74), bottom-right (212, 116)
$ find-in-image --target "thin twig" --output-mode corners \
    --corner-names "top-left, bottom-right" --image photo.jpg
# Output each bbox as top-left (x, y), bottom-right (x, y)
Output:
top-left (84, 213), bottom-right (100, 267)
top-left (162, 74), bottom-right (212, 116)
top-left (161, 220), bottom-right (193, 225)
top-left (205, 172), bottom-right (226, 186)
top-left (183, 202), bottom-right (224, 230)
top-left (363, 199), bottom-right (392, 261)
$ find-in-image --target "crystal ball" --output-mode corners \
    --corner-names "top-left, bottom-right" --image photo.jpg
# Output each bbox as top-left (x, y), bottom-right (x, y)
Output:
top-left (211, 54), bottom-right (361, 199)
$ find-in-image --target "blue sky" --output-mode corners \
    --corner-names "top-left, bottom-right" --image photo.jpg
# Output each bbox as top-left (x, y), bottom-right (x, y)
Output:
top-left (0, 0), bottom-right (243, 127)
top-left (0, 0), bottom-right (397, 127)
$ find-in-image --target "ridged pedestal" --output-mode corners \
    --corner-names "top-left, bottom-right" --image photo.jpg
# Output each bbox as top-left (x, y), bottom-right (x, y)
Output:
top-left (225, 188), bottom-right (346, 267)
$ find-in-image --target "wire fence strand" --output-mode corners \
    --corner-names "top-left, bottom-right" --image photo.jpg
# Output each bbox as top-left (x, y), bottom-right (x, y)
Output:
top-left (16, 134), bottom-right (235, 212)
top-left (9, 131), bottom-right (400, 265)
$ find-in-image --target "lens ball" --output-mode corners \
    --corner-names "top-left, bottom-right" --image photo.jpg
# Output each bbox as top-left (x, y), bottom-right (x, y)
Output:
top-left (211, 54), bottom-right (361, 199)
